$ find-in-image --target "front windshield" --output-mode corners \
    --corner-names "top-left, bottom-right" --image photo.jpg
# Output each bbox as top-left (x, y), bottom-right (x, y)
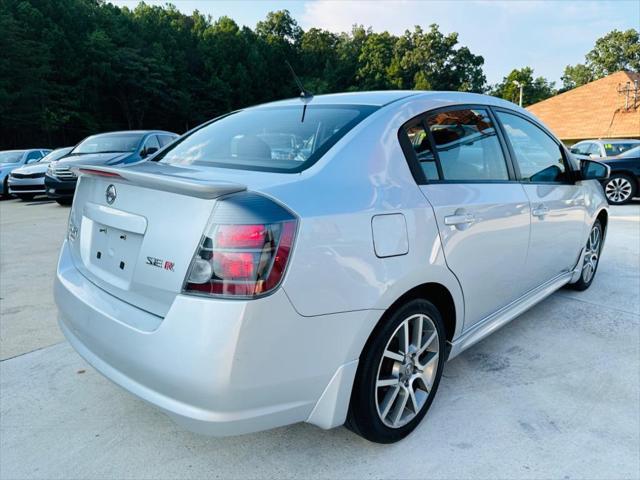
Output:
top-left (41, 147), bottom-right (73, 163)
top-left (71, 133), bottom-right (144, 155)
top-left (604, 142), bottom-right (640, 156)
top-left (156, 105), bottom-right (377, 172)
top-left (0, 151), bottom-right (24, 164)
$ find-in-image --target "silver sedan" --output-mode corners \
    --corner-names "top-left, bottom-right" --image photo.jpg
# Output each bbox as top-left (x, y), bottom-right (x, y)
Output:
top-left (55, 91), bottom-right (609, 443)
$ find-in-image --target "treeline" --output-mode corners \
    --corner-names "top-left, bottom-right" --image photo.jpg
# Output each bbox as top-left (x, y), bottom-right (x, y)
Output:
top-left (0, 0), bottom-right (638, 149)
top-left (0, 1), bottom-right (485, 148)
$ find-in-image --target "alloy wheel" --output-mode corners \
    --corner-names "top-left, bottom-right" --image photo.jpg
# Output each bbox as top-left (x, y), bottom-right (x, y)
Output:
top-left (582, 223), bottom-right (602, 283)
top-left (605, 177), bottom-right (632, 204)
top-left (375, 313), bottom-right (439, 428)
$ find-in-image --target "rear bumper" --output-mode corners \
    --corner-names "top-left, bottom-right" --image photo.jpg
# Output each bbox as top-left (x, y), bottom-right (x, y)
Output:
top-left (8, 176), bottom-right (45, 194)
top-left (55, 240), bottom-right (376, 435)
top-left (45, 175), bottom-right (76, 198)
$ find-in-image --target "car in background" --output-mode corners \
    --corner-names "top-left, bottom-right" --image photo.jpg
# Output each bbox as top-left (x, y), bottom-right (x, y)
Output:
top-left (0, 149), bottom-right (51, 197)
top-left (600, 147), bottom-right (640, 204)
top-left (45, 130), bottom-right (178, 205)
top-left (8, 147), bottom-right (74, 200)
top-left (570, 139), bottom-right (640, 160)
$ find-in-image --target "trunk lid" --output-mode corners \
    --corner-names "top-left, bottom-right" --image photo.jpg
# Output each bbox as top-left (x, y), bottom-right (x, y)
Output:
top-left (67, 163), bottom-right (247, 317)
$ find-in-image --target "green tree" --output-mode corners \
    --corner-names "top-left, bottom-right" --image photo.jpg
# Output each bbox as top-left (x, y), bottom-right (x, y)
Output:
top-left (393, 25), bottom-right (485, 92)
top-left (491, 67), bottom-right (556, 106)
top-left (561, 63), bottom-right (594, 91)
top-left (0, 1), bottom-right (489, 149)
top-left (562, 29), bottom-right (640, 90)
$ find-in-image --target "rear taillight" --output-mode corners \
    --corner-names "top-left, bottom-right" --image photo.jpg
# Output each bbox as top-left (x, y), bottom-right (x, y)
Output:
top-left (184, 193), bottom-right (297, 298)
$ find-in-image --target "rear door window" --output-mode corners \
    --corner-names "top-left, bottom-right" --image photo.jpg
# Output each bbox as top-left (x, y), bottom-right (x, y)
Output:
top-left (425, 108), bottom-right (509, 181)
top-left (404, 123), bottom-right (440, 180)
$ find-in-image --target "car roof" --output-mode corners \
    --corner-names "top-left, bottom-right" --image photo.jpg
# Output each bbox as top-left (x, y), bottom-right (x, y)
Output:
top-left (254, 91), bottom-right (420, 108)
top-left (252, 90), bottom-right (521, 110)
top-left (84, 130), bottom-right (177, 137)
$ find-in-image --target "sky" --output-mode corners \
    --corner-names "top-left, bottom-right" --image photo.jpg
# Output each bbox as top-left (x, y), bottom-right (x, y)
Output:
top-left (111, 0), bottom-right (640, 86)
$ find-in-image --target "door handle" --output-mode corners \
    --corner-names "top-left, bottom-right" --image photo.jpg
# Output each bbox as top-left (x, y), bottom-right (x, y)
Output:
top-left (531, 205), bottom-right (549, 217)
top-left (444, 213), bottom-right (476, 226)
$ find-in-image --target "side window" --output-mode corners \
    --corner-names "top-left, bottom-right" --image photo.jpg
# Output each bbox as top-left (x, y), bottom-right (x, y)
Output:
top-left (425, 108), bottom-right (509, 181)
top-left (142, 135), bottom-right (160, 154)
top-left (26, 151), bottom-right (42, 163)
top-left (404, 123), bottom-right (440, 180)
top-left (587, 143), bottom-right (602, 157)
top-left (496, 111), bottom-right (567, 183)
top-left (571, 143), bottom-right (590, 155)
top-left (158, 135), bottom-right (176, 147)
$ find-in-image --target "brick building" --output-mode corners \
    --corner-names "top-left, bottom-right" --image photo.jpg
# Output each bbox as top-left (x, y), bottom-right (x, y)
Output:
top-left (527, 70), bottom-right (640, 145)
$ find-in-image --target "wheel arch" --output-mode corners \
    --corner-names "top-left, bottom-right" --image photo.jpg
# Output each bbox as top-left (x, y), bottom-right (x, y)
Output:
top-left (596, 208), bottom-right (608, 247)
top-left (364, 282), bottom-right (458, 361)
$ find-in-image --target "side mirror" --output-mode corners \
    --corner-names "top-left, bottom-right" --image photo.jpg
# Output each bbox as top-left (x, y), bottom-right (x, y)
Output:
top-left (580, 159), bottom-right (610, 181)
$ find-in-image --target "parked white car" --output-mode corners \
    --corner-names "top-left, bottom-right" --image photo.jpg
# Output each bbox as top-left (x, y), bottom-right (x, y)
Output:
top-left (8, 147), bottom-right (73, 200)
top-left (570, 139), bottom-right (640, 160)
top-left (0, 149), bottom-right (51, 197)
top-left (55, 91), bottom-right (609, 443)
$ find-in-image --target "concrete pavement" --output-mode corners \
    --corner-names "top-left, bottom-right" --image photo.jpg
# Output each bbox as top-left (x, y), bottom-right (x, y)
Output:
top-left (0, 198), bottom-right (638, 479)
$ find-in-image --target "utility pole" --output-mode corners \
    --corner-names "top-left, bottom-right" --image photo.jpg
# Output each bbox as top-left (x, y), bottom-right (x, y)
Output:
top-left (512, 80), bottom-right (523, 107)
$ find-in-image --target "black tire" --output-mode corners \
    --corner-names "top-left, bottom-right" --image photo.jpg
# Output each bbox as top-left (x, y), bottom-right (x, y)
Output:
top-left (346, 298), bottom-right (446, 443)
top-left (17, 194), bottom-right (35, 201)
top-left (55, 198), bottom-right (72, 206)
top-left (568, 219), bottom-right (603, 291)
top-left (603, 173), bottom-right (636, 205)
top-left (1, 178), bottom-right (9, 198)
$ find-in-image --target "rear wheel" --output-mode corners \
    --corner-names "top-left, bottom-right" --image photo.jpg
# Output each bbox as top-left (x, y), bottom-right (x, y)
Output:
top-left (346, 299), bottom-right (445, 443)
top-left (55, 198), bottom-right (72, 206)
top-left (604, 174), bottom-right (636, 205)
top-left (568, 219), bottom-right (603, 291)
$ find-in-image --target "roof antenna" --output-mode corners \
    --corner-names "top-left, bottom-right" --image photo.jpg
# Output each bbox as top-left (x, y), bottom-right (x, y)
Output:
top-left (285, 60), bottom-right (313, 122)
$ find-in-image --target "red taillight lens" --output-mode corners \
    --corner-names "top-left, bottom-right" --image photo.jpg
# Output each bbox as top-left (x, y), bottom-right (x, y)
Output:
top-left (215, 224), bottom-right (267, 249)
top-left (185, 220), bottom-right (296, 298)
top-left (213, 252), bottom-right (256, 279)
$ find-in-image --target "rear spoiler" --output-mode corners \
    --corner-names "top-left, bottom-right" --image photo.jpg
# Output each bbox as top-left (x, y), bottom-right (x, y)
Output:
top-left (70, 164), bottom-right (246, 199)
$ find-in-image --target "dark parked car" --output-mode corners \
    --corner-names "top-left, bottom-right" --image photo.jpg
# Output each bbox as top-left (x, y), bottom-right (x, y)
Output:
top-left (600, 147), bottom-right (640, 205)
top-left (0, 149), bottom-right (51, 197)
top-left (45, 130), bottom-right (178, 205)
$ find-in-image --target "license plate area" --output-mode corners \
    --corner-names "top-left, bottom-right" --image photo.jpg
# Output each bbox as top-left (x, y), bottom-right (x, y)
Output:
top-left (80, 217), bottom-right (143, 290)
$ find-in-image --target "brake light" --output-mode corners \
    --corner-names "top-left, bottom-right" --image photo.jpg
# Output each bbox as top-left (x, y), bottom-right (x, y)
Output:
top-left (184, 193), bottom-right (297, 298)
top-left (77, 168), bottom-right (123, 178)
top-left (215, 224), bottom-right (267, 249)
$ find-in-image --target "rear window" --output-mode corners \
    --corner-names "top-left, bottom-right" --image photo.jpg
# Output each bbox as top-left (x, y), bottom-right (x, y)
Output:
top-left (156, 105), bottom-right (377, 172)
